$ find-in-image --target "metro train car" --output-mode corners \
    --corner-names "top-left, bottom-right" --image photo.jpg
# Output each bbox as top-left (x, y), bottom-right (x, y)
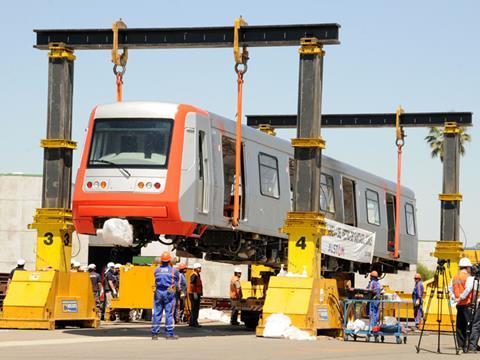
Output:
top-left (73, 102), bottom-right (418, 274)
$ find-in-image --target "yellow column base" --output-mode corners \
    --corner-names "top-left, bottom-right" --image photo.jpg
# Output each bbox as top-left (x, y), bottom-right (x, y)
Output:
top-left (256, 277), bottom-right (342, 336)
top-left (0, 271), bottom-right (99, 330)
top-left (421, 240), bottom-right (464, 332)
top-left (256, 212), bottom-right (341, 336)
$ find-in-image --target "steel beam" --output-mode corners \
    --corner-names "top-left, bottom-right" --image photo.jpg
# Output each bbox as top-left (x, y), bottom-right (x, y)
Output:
top-left (247, 112), bottom-right (473, 129)
top-left (34, 23), bottom-right (340, 50)
top-left (42, 50), bottom-right (74, 208)
top-left (440, 125), bottom-right (461, 241)
top-left (293, 44), bottom-right (324, 213)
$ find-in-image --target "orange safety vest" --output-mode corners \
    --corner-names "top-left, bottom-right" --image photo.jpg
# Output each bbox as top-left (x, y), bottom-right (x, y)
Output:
top-left (452, 270), bottom-right (473, 306)
top-left (189, 272), bottom-right (203, 295)
top-left (230, 275), bottom-right (242, 300)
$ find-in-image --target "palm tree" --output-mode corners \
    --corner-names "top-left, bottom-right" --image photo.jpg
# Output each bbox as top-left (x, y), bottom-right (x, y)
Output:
top-left (425, 126), bottom-right (471, 162)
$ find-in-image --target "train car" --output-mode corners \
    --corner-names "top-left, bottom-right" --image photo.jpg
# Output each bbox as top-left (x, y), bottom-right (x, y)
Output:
top-left (73, 101), bottom-right (417, 274)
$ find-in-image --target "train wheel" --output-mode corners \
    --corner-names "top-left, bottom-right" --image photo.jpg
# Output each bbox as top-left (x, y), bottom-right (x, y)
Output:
top-left (396, 336), bottom-right (402, 344)
top-left (381, 335), bottom-right (385, 343)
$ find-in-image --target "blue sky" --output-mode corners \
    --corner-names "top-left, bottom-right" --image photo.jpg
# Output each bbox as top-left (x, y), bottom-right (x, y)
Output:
top-left (1, 0), bottom-right (478, 245)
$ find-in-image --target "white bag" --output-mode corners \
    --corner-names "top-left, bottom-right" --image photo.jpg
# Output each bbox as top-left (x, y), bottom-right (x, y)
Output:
top-left (102, 218), bottom-right (133, 247)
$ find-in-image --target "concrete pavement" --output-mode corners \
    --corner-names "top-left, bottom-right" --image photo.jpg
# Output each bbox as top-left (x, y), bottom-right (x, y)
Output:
top-left (0, 322), bottom-right (469, 360)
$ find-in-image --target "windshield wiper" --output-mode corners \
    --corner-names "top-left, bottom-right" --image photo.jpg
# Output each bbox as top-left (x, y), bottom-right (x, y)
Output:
top-left (91, 159), bottom-right (131, 177)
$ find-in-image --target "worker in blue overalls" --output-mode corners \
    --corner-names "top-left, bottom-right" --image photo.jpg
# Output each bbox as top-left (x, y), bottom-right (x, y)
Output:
top-left (151, 251), bottom-right (179, 340)
top-left (412, 272), bottom-right (424, 329)
top-left (367, 270), bottom-right (382, 327)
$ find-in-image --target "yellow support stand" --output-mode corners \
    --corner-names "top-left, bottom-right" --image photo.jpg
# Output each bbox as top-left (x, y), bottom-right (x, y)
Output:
top-left (421, 241), bottom-right (463, 331)
top-left (0, 209), bottom-right (99, 329)
top-left (256, 212), bottom-right (342, 336)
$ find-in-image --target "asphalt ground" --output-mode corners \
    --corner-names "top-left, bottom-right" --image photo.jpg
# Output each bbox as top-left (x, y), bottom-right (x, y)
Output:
top-left (0, 321), bottom-right (474, 360)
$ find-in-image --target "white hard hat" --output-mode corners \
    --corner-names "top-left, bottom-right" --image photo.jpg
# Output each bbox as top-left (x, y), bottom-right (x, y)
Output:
top-left (459, 257), bottom-right (473, 268)
top-left (71, 259), bottom-right (76, 265)
top-left (193, 262), bottom-right (202, 269)
top-left (234, 267), bottom-right (242, 273)
top-left (107, 262), bottom-right (115, 268)
top-left (73, 261), bottom-right (81, 268)
top-left (88, 264), bottom-right (96, 270)
top-left (114, 263), bottom-right (121, 269)
top-left (17, 259), bottom-right (26, 266)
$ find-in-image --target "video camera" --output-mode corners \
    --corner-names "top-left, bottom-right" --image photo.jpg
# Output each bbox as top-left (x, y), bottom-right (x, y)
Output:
top-left (471, 263), bottom-right (480, 278)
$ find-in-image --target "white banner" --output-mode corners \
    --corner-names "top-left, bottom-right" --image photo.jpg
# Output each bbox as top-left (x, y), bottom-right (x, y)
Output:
top-left (322, 219), bottom-right (376, 264)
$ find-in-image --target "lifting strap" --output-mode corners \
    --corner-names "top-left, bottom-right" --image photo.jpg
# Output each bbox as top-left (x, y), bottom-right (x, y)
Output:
top-left (393, 106), bottom-right (405, 259)
top-left (232, 16), bottom-right (249, 227)
top-left (111, 19), bottom-right (128, 102)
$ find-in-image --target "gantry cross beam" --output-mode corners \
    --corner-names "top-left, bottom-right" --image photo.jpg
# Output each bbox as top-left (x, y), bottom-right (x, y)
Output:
top-left (35, 23), bottom-right (340, 50)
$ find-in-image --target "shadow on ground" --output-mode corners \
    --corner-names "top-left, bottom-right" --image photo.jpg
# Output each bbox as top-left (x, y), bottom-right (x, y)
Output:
top-left (64, 322), bottom-right (253, 338)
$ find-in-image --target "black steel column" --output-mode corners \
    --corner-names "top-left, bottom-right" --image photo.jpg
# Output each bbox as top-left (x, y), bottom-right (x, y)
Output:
top-left (293, 39), bottom-right (324, 212)
top-left (440, 123), bottom-right (461, 241)
top-left (42, 45), bottom-right (75, 208)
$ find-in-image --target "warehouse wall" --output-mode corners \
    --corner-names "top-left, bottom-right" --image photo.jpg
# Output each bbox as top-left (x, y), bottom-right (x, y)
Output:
top-left (0, 174), bottom-right (88, 273)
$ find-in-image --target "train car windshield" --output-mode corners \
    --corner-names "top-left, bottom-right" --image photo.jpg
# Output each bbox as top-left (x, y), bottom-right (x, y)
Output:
top-left (88, 118), bottom-right (173, 168)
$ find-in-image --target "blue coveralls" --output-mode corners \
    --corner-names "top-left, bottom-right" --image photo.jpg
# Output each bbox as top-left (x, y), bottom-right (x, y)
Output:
top-left (412, 280), bottom-right (424, 327)
top-left (367, 278), bottom-right (381, 326)
top-left (151, 264), bottom-right (179, 337)
top-left (174, 272), bottom-right (187, 322)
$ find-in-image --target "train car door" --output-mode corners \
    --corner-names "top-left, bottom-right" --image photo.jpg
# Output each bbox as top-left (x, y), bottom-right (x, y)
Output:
top-left (196, 121), bottom-right (212, 214)
top-left (221, 136), bottom-right (246, 220)
top-left (386, 193), bottom-right (396, 252)
top-left (342, 177), bottom-right (357, 226)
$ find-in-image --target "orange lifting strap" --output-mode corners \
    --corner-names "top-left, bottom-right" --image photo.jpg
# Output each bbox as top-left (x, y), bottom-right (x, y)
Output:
top-left (393, 106), bottom-right (405, 259)
top-left (232, 16), bottom-right (249, 227)
top-left (111, 19), bottom-right (128, 102)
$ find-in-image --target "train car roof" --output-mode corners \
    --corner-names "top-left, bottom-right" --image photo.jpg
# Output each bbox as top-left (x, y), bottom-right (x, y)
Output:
top-left (94, 101), bottom-right (415, 199)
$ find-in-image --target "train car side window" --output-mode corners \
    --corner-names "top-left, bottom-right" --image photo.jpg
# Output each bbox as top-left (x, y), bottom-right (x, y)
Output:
top-left (258, 153), bottom-right (280, 199)
top-left (320, 174), bottom-right (335, 213)
top-left (365, 189), bottom-right (381, 226)
top-left (405, 203), bottom-right (416, 235)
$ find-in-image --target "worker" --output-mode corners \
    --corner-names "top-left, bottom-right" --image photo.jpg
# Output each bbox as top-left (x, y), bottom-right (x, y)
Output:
top-left (102, 262), bottom-right (117, 320)
top-left (6, 259), bottom-right (26, 292)
top-left (412, 273), bottom-right (424, 329)
top-left (230, 267), bottom-right (243, 326)
top-left (174, 263), bottom-right (188, 324)
top-left (71, 261), bottom-right (81, 272)
top-left (152, 251), bottom-right (179, 340)
top-left (88, 264), bottom-right (103, 315)
top-left (70, 259), bottom-right (76, 271)
top-left (450, 257), bottom-right (475, 352)
top-left (188, 262), bottom-right (203, 328)
top-left (367, 270), bottom-right (381, 327)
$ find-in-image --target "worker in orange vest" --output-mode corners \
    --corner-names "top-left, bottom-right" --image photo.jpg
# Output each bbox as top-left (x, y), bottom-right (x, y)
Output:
top-left (450, 257), bottom-right (475, 352)
top-left (230, 267), bottom-right (243, 325)
top-left (188, 262), bottom-right (203, 327)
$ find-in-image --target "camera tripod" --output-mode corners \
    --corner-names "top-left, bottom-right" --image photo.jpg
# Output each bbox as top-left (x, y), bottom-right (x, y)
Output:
top-left (416, 259), bottom-right (459, 354)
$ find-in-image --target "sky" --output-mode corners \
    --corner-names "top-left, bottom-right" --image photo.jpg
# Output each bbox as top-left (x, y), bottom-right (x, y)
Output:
top-left (0, 0), bottom-right (478, 245)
